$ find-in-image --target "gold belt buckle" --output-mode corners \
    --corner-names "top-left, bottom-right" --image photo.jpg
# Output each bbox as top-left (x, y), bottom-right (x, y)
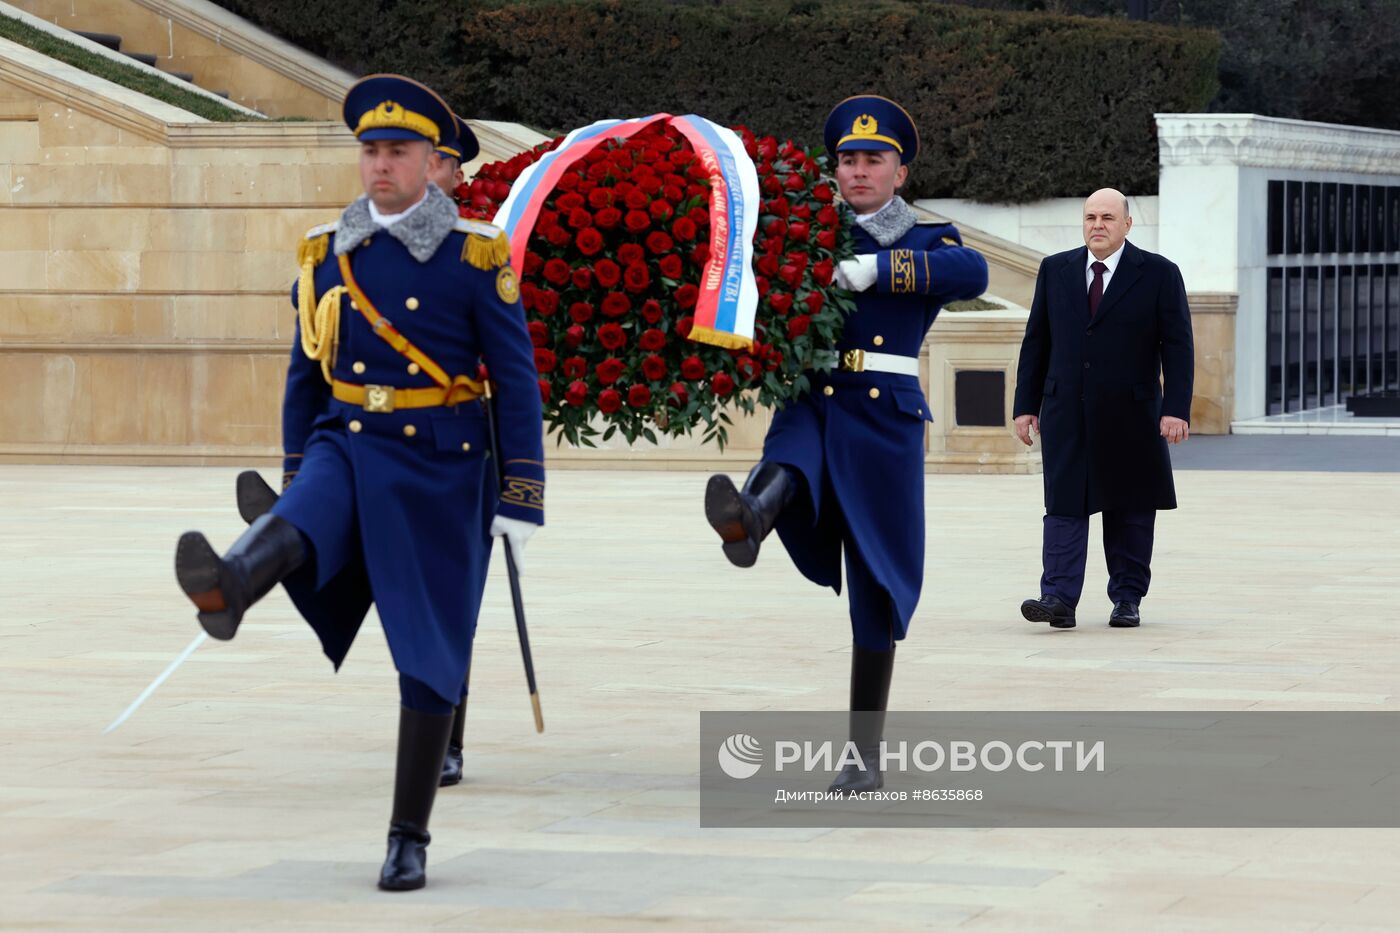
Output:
top-left (841, 349), bottom-right (866, 373)
top-left (363, 384), bottom-right (395, 413)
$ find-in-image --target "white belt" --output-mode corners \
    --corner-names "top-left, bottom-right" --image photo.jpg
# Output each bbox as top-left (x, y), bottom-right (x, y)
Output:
top-left (838, 349), bottom-right (919, 376)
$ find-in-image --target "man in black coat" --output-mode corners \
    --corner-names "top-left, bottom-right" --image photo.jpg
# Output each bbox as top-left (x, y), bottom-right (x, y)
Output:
top-left (1012, 188), bottom-right (1194, 629)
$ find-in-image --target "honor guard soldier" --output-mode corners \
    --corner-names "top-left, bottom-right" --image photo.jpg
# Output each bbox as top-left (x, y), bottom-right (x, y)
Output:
top-left (233, 108), bottom-right (484, 791)
top-left (705, 96), bottom-right (988, 793)
top-left (174, 74), bottom-right (544, 892)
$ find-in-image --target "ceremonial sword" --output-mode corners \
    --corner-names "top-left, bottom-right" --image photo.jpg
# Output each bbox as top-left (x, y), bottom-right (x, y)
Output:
top-left (482, 381), bottom-right (545, 733)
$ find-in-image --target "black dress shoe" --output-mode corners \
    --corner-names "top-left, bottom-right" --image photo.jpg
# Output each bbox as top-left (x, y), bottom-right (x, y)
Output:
top-left (1021, 594), bottom-right (1076, 629)
top-left (1109, 601), bottom-right (1141, 628)
top-left (378, 824), bottom-right (430, 891)
top-left (175, 514), bottom-right (305, 640)
top-left (438, 744), bottom-right (463, 787)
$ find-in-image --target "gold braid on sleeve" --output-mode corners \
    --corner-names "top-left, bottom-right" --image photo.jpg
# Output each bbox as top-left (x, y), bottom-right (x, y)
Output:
top-left (296, 233), bottom-right (342, 383)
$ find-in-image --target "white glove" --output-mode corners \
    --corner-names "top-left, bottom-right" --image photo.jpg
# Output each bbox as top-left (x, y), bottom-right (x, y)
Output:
top-left (490, 515), bottom-right (537, 575)
top-left (835, 254), bottom-right (877, 292)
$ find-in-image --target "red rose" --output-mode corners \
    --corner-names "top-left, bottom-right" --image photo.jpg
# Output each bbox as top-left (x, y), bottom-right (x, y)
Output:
top-left (565, 380), bottom-right (588, 406)
top-left (627, 384), bottom-right (652, 408)
top-left (601, 292), bottom-right (632, 318)
top-left (587, 187), bottom-right (614, 209)
top-left (669, 382), bottom-right (689, 406)
top-left (567, 208), bottom-right (593, 230)
top-left (624, 210), bottom-right (651, 233)
top-left (556, 192), bottom-right (585, 212)
top-left (597, 322), bottom-right (627, 350)
top-left (624, 263), bottom-right (651, 293)
top-left (520, 281), bottom-right (538, 310)
top-left (640, 299), bottom-right (663, 323)
top-left (534, 289), bottom-right (559, 317)
top-left (736, 356), bottom-right (757, 381)
top-left (813, 182), bottom-right (834, 203)
top-left (757, 137), bottom-right (778, 160)
top-left (624, 188), bottom-right (649, 210)
top-left (816, 230), bottom-right (836, 250)
top-left (680, 355), bottom-right (705, 380)
top-left (787, 314), bottom-right (811, 338)
top-left (817, 205), bottom-right (839, 227)
top-left (594, 259), bottom-right (622, 288)
top-left (658, 254), bottom-right (683, 279)
top-left (785, 250), bottom-right (809, 270)
top-left (641, 354), bottom-right (667, 381)
top-left (556, 173), bottom-right (580, 192)
top-left (563, 356), bottom-right (587, 379)
top-left (649, 199), bottom-right (674, 221)
top-left (765, 218), bottom-right (787, 239)
top-left (787, 222), bottom-right (810, 242)
top-left (546, 226), bottom-right (571, 247)
top-left (596, 357), bottom-right (624, 385)
top-left (687, 207), bottom-right (709, 226)
top-left (779, 264), bottom-right (803, 288)
top-left (646, 231), bottom-right (674, 255)
top-left (565, 324), bottom-right (585, 347)
top-left (538, 379), bottom-right (552, 403)
top-left (812, 259), bottom-right (835, 287)
top-left (756, 254), bottom-right (780, 278)
top-left (534, 348), bottom-right (557, 373)
top-left (576, 227), bottom-right (604, 256)
top-left (572, 267), bottom-right (594, 290)
top-left (768, 292), bottom-right (793, 316)
top-left (523, 251), bottom-right (544, 276)
top-left (618, 243), bottom-right (645, 266)
top-left (672, 217), bottom-right (698, 242)
top-left (755, 276), bottom-right (770, 297)
top-left (783, 174), bottom-right (806, 192)
top-left (711, 372), bottom-right (735, 397)
top-left (662, 184), bottom-right (684, 202)
top-left (761, 175), bottom-right (782, 196)
top-left (676, 283), bottom-right (699, 308)
top-left (676, 315), bottom-right (695, 338)
top-left (527, 321), bottom-right (549, 346)
top-left (568, 302), bottom-right (594, 324)
top-left (594, 207), bottom-right (622, 230)
top-left (639, 176), bottom-right (664, 195)
top-left (597, 388), bottom-right (622, 413)
top-left (542, 258), bottom-right (571, 285)
top-left (804, 291), bottom-right (825, 314)
top-left (792, 203), bottom-right (812, 221)
top-left (766, 197), bottom-right (789, 219)
top-left (639, 327), bottom-right (666, 351)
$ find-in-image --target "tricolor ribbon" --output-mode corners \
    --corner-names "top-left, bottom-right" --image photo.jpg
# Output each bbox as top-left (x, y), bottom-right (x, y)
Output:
top-left (495, 114), bottom-right (760, 350)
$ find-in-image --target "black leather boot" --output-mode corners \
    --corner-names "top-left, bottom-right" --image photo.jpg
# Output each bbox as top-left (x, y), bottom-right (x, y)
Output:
top-left (175, 514), bottom-right (305, 641)
top-left (379, 706), bottom-right (454, 892)
top-left (704, 461), bottom-right (795, 568)
top-left (236, 470), bottom-right (279, 525)
top-left (828, 644), bottom-right (896, 794)
top-left (439, 696), bottom-right (466, 788)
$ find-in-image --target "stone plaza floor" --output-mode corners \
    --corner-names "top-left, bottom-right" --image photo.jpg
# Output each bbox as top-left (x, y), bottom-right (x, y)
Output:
top-left (2, 455), bottom-right (1398, 931)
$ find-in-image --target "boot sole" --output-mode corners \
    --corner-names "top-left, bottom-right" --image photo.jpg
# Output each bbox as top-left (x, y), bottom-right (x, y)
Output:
top-left (175, 532), bottom-right (239, 641)
top-left (377, 875), bottom-right (426, 892)
top-left (236, 470), bottom-right (279, 525)
top-left (1109, 617), bottom-right (1141, 628)
top-left (1021, 602), bottom-right (1076, 629)
top-left (704, 474), bottom-right (759, 568)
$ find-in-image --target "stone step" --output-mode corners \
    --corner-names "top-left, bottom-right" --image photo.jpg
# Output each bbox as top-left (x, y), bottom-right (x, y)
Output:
top-left (122, 50), bottom-right (158, 67)
top-left (166, 70), bottom-right (195, 82)
top-left (73, 30), bottom-right (122, 51)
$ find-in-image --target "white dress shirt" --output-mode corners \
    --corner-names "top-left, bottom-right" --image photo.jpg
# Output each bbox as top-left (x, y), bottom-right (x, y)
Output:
top-left (1085, 241), bottom-right (1126, 292)
top-left (368, 188), bottom-right (429, 228)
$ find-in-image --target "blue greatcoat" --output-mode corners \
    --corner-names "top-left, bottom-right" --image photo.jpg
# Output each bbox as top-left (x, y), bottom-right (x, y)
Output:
top-left (274, 195), bottom-right (544, 706)
top-left (763, 218), bottom-right (988, 646)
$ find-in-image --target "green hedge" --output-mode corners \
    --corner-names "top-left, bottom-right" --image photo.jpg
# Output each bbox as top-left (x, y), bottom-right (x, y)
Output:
top-left (214, 0), bottom-right (1219, 201)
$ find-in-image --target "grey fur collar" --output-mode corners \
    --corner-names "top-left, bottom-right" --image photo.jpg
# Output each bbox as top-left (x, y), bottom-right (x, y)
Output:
top-left (852, 196), bottom-right (918, 247)
top-left (333, 184), bottom-right (459, 263)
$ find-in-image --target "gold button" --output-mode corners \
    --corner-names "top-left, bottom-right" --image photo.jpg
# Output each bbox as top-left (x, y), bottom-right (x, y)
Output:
top-left (350, 300), bottom-right (360, 311)
top-left (461, 442), bottom-right (472, 452)
top-left (873, 335), bottom-right (885, 347)
top-left (407, 363), bottom-right (421, 376)
top-left (352, 361), bottom-right (366, 375)
top-left (823, 386), bottom-right (834, 397)
top-left (869, 388), bottom-right (881, 400)
top-left (348, 420), bottom-right (362, 433)
top-left (405, 297), bottom-right (420, 311)
top-left (361, 238), bottom-right (371, 248)
top-left (918, 408), bottom-right (923, 416)
top-left (402, 424), bottom-right (417, 438)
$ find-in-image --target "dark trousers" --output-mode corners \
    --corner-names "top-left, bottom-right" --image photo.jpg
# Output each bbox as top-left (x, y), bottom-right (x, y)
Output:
top-left (1040, 511), bottom-right (1155, 609)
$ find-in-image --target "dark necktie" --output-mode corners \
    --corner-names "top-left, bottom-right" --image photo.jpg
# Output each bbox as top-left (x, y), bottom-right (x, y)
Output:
top-left (1088, 261), bottom-right (1108, 318)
